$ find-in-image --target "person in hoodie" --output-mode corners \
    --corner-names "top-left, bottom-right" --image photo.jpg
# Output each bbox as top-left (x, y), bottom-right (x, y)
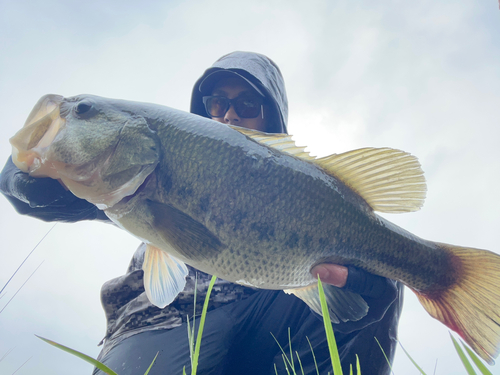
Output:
top-left (0, 51), bottom-right (402, 375)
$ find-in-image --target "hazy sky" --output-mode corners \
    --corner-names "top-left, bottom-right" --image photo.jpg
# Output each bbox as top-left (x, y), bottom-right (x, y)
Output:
top-left (1, 1), bottom-right (499, 374)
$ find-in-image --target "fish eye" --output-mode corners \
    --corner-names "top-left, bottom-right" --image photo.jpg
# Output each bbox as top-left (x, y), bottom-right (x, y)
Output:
top-left (75, 102), bottom-right (92, 115)
top-left (73, 100), bottom-right (97, 119)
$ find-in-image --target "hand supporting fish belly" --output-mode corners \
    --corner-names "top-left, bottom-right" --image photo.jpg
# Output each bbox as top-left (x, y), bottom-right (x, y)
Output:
top-left (10, 93), bottom-right (500, 364)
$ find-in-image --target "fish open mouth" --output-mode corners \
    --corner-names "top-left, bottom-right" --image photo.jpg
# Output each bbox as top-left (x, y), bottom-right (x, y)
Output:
top-left (10, 94), bottom-right (65, 177)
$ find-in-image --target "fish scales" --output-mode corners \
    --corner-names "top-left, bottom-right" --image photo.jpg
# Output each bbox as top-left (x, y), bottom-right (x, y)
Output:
top-left (145, 110), bottom-right (456, 291)
top-left (9, 94), bottom-right (500, 364)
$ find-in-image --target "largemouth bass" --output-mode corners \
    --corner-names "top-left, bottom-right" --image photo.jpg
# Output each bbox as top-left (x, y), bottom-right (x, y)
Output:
top-left (10, 94), bottom-right (500, 364)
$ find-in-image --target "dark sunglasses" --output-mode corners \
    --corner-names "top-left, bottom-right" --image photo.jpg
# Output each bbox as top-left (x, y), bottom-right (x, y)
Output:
top-left (203, 95), bottom-right (264, 119)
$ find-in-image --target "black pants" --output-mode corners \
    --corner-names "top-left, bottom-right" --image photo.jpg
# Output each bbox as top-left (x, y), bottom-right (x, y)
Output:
top-left (93, 289), bottom-right (402, 375)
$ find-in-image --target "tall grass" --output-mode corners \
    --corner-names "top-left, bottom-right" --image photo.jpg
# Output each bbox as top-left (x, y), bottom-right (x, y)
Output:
top-left (183, 275), bottom-right (217, 375)
top-left (317, 278), bottom-right (343, 374)
top-left (34, 276), bottom-right (495, 374)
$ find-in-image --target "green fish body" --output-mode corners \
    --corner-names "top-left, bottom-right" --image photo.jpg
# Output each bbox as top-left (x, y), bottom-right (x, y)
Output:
top-left (10, 94), bottom-right (500, 364)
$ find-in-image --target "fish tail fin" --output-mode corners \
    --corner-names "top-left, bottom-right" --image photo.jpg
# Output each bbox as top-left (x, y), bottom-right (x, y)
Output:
top-left (414, 244), bottom-right (500, 364)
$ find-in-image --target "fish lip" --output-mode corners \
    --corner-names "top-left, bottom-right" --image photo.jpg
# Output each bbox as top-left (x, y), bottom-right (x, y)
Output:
top-left (10, 94), bottom-right (65, 174)
top-left (24, 94), bottom-right (64, 128)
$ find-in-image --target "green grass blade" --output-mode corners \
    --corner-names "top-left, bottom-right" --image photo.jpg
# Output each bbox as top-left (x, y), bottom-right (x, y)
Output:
top-left (295, 350), bottom-right (305, 375)
top-left (143, 352), bottom-right (159, 375)
top-left (271, 332), bottom-right (295, 373)
top-left (317, 278), bottom-right (343, 375)
top-left (36, 335), bottom-right (118, 375)
top-left (188, 276), bottom-right (198, 366)
top-left (461, 341), bottom-right (493, 375)
top-left (450, 334), bottom-right (477, 375)
top-left (399, 342), bottom-right (427, 375)
top-left (355, 354), bottom-right (361, 375)
top-left (289, 328), bottom-right (295, 371)
top-left (306, 336), bottom-right (320, 375)
top-left (187, 316), bottom-right (193, 366)
top-left (191, 274), bottom-right (217, 375)
top-left (281, 353), bottom-right (292, 375)
top-left (374, 337), bottom-right (392, 374)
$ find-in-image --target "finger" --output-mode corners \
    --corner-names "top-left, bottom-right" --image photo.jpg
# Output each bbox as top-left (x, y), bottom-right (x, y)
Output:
top-left (311, 264), bottom-right (348, 288)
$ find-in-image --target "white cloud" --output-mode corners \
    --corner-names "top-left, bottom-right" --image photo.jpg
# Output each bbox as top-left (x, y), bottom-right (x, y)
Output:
top-left (1, 1), bottom-right (499, 374)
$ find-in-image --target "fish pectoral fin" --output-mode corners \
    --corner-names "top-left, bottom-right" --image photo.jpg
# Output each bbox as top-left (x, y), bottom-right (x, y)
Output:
top-left (142, 244), bottom-right (188, 308)
top-left (316, 148), bottom-right (426, 213)
top-left (284, 283), bottom-right (368, 323)
top-left (147, 200), bottom-right (224, 262)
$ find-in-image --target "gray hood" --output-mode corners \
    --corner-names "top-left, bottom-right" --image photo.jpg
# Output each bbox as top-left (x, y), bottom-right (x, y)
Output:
top-left (190, 51), bottom-right (288, 134)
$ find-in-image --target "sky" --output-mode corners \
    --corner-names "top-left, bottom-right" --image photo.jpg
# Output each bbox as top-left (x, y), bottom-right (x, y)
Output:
top-left (0, 0), bottom-right (499, 374)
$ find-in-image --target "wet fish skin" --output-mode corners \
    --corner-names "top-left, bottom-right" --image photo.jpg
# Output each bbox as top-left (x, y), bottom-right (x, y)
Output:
top-left (9, 94), bottom-right (500, 364)
top-left (121, 113), bottom-right (451, 291)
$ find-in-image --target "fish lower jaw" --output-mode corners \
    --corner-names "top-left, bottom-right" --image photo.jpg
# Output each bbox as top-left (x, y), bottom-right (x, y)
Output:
top-left (12, 147), bottom-right (43, 175)
top-left (11, 150), bottom-right (35, 173)
top-left (13, 149), bottom-right (63, 180)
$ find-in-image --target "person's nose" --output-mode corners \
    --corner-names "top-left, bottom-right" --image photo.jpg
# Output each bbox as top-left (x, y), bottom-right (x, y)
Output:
top-left (224, 104), bottom-right (240, 124)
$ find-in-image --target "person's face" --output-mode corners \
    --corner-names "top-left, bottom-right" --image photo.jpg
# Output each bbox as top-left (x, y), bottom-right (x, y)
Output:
top-left (210, 77), bottom-right (267, 131)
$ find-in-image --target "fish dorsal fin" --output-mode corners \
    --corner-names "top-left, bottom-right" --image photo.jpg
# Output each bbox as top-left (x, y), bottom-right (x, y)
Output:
top-left (317, 148), bottom-right (426, 213)
top-left (230, 126), bottom-right (426, 213)
top-left (143, 244), bottom-right (188, 308)
top-left (230, 126), bottom-right (315, 160)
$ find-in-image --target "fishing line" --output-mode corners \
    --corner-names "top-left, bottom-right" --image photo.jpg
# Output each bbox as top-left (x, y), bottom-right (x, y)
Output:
top-left (0, 223), bottom-right (56, 296)
top-left (0, 261), bottom-right (44, 315)
top-left (11, 356), bottom-right (32, 375)
top-left (0, 346), bottom-right (15, 362)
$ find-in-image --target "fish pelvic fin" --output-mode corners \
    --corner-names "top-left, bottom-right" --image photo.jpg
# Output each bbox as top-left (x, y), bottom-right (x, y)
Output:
top-left (284, 283), bottom-right (368, 324)
top-left (143, 244), bottom-right (188, 308)
top-left (414, 244), bottom-right (500, 364)
top-left (229, 127), bottom-right (426, 214)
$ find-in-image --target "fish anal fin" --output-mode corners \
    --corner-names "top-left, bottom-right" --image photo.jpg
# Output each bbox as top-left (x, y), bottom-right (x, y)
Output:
top-left (413, 244), bottom-right (500, 364)
top-left (143, 244), bottom-right (188, 308)
top-left (284, 283), bottom-right (368, 324)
